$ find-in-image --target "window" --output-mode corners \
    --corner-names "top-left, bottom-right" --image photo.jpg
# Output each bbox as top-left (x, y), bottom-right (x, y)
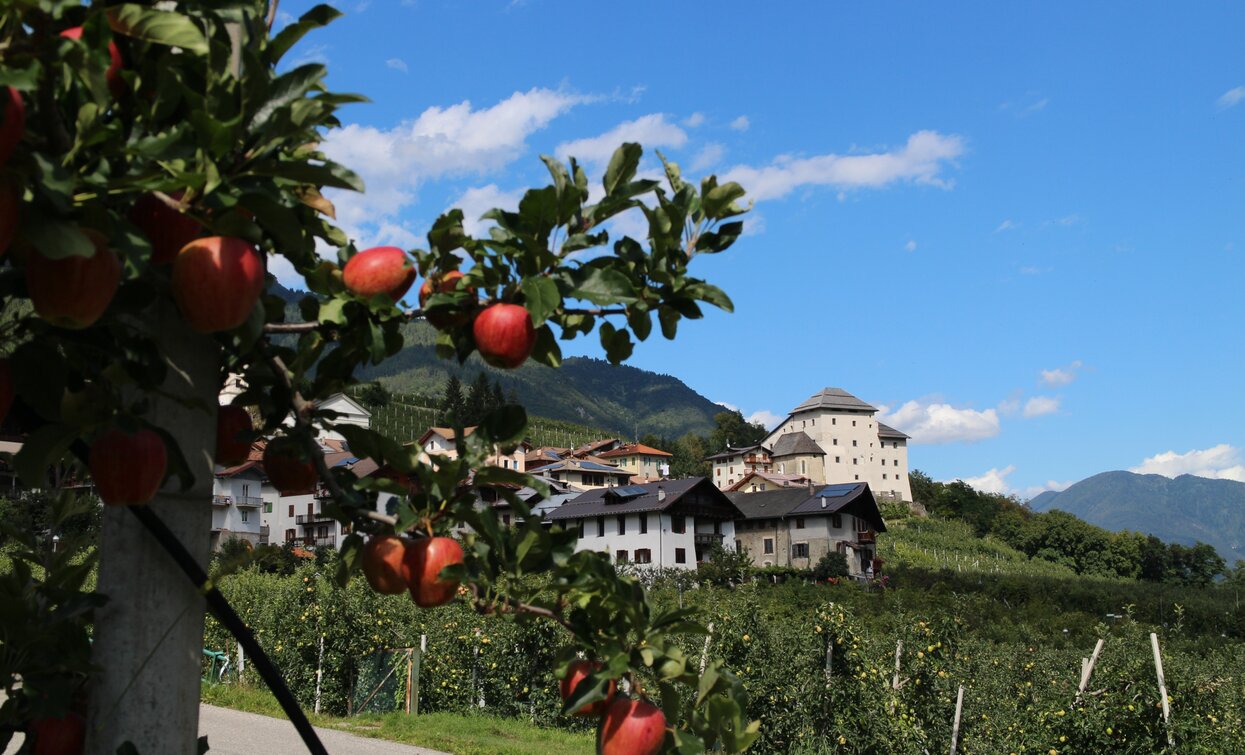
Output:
top-left (714, 520), bottom-right (721, 535)
top-left (616, 550), bottom-right (629, 563)
top-left (831, 514), bottom-right (842, 528)
top-left (617, 515), bottom-right (626, 535)
top-left (307, 503), bottom-right (314, 516)
top-left (852, 420), bottom-right (857, 427)
top-left (801, 420), bottom-right (806, 428)
top-left (578, 519), bottom-right (585, 537)
top-left (597, 517), bottom-right (605, 537)
top-left (853, 458), bottom-right (858, 465)
top-left (835, 456), bottom-right (841, 463)
top-left (288, 504), bottom-right (294, 517)
top-left (779, 463), bottom-right (785, 473)
top-left (285, 529), bottom-right (296, 542)
top-left (502, 514), bottom-right (511, 527)
top-left (672, 515), bottom-right (686, 534)
top-left (634, 548), bottom-right (652, 564)
top-left (800, 460), bottom-right (806, 474)
top-left (883, 473), bottom-right (888, 480)
top-left (240, 510), bottom-right (249, 523)
top-left (264, 502), bottom-right (273, 513)
top-left (894, 460), bottom-right (899, 466)
top-left (852, 439), bottom-right (858, 447)
top-left (316, 525), bottom-right (328, 538)
top-left (763, 538), bottom-right (774, 555)
top-left (793, 543), bottom-right (809, 559)
top-left (855, 475), bottom-right (859, 480)
top-left (796, 517), bottom-right (805, 529)
top-left (675, 548), bottom-right (686, 564)
top-left (639, 513), bottom-right (648, 534)
top-left (832, 418), bottom-right (837, 425)
top-left (832, 438), bottom-right (838, 445)
top-left (735, 539), bottom-right (742, 551)
top-left (716, 468), bottom-right (721, 476)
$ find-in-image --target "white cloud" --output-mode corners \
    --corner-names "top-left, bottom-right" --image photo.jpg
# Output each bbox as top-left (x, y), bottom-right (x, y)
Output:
top-left (878, 399), bottom-right (1000, 445)
top-left (904, 239), bottom-right (917, 252)
top-left (995, 219), bottom-right (1017, 232)
top-left (385, 58), bottom-right (408, 73)
top-left (1048, 213), bottom-right (1082, 227)
top-left (445, 184), bottom-right (523, 237)
top-left (1040, 360), bottom-right (1082, 386)
top-left (729, 115), bottom-right (750, 132)
top-left (1130, 444), bottom-right (1245, 482)
top-left (321, 88), bottom-right (589, 236)
top-left (1217, 86), bottom-right (1245, 110)
top-left (996, 396), bottom-right (1021, 416)
top-left (955, 465), bottom-right (1016, 495)
top-left (555, 113), bottom-right (687, 165)
top-left (716, 401), bottom-right (739, 412)
top-left (1021, 479), bottom-right (1076, 500)
top-left (1000, 95), bottom-right (1049, 118)
top-left (683, 112), bottom-right (706, 128)
top-left (1019, 265), bottom-right (1048, 275)
top-left (289, 43), bottom-right (330, 66)
top-left (747, 409), bottom-right (783, 429)
top-left (1022, 396), bottom-right (1060, 418)
top-left (689, 142), bottom-right (725, 173)
top-left (721, 130), bottom-right (965, 202)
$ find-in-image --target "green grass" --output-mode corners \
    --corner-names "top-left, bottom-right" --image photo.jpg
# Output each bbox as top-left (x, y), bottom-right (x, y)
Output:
top-left (200, 683), bottom-right (594, 755)
top-left (879, 516), bottom-right (1080, 578)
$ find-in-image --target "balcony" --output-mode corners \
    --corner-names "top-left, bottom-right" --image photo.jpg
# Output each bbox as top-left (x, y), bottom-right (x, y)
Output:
top-left (856, 530), bottom-right (876, 544)
top-left (301, 535), bottom-right (337, 549)
top-left (213, 495), bottom-right (264, 507)
top-left (295, 513), bottom-right (335, 525)
top-left (693, 532), bottom-right (723, 545)
top-left (211, 496), bottom-right (230, 507)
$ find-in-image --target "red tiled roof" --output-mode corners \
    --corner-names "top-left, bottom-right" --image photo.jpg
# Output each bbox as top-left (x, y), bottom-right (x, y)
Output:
top-left (598, 443), bottom-right (672, 458)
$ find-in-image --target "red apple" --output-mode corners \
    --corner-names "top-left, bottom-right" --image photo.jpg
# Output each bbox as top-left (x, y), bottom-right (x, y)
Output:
top-left (343, 246), bottom-right (417, 303)
top-left (215, 405), bottom-right (253, 467)
top-left (0, 86), bottom-right (24, 167)
top-left (560, 659), bottom-right (616, 717)
top-left (26, 229), bottom-right (121, 330)
top-left (402, 536), bottom-right (463, 608)
top-left (130, 191), bottom-right (203, 265)
top-left (90, 427), bottom-right (167, 506)
top-left (418, 270), bottom-right (473, 328)
top-left (473, 303), bottom-right (536, 369)
top-left (362, 535), bottom-right (408, 595)
top-left (0, 359), bottom-right (13, 426)
top-left (31, 712), bottom-right (85, 755)
top-left (60, 27), bottom-right (124, 98)
top-left (172, 236), bottom-right (264, 333)
top-left (262, 438), bottom-right (317, 495)
top-left (597, 697), bottom-right (667, 755)
top-left (0, 179), bottom-right (18, 257)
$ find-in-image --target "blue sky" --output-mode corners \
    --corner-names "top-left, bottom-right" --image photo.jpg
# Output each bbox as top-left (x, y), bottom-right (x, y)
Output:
top-left (277, 1), bottom-right (1245, 498)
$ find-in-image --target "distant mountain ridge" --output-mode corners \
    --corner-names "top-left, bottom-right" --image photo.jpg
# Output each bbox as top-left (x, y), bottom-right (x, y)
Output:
top-left (1029, 471), bottom-right (1245, 564)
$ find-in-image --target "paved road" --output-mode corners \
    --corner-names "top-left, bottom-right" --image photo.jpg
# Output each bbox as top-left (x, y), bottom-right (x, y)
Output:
top-left (199, 705), bottom-right (449, 755)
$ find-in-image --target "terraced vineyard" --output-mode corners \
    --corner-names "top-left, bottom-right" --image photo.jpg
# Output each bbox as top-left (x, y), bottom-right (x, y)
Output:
top-left (879, 517), bottom-right (1081, 579)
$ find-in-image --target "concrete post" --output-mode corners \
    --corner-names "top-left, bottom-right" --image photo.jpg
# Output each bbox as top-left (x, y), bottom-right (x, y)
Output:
top-left (86, 302), bottom-right (219, 755)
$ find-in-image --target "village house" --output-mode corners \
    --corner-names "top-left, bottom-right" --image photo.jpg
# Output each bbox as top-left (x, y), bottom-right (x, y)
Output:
top-left (726, 469), bottom-right (814, 493)
top-left (546, 477), bottom-right (742, 569)
top-left (728, 482), bottom-right (886, 577)
top-left (706, 444), bottom-right (772, 490)
top-left (537, 458), bottom-right (633, 489)
top-left (596, 442), bottom-right (672, 482)
top-left (417, 426), bottom-right (529, 472)
top-left (211, 459), bottom-right (265, 550)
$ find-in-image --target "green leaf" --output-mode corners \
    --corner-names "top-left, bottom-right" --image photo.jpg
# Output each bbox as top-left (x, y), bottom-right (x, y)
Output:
top-left (701, 181), bottom-right (748, 220)
top-left (14, 425), bottom-right (79, 490)
top-left (520, 277), bottom-right (560, 325)
top-left (690, 283), bottom-right (734, 312)
top-left (598, 322), bottom-right (634, 364)
top-left (570, 267), bottom-right (637, 305)
top-left (107, 5), bottom-right (209, 55)
top-left (249, 160), bottom-right (365, 192)
top-left (603, 143), bottom-right (642, 196)
top-left (427, 210), bottom-right (467, 253)
top-left (23, 220), bottom-right (94, 260)
top-left (476, 405), bottom-right (528, 446)
top-left (267, 5), bottom-right (343, 65)
top-left (251, 64), bottom-right (328, 130)
top-left (0, 61), bottom-right (41, 90)
top-left (528, 325), bottom-right (562, 368)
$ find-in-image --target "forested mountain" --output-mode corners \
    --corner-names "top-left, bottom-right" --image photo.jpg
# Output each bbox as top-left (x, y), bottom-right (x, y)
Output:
top-left (1029, 471), bottom-right (1245, 564)
top-left (356, 320), bottom-right (725, 439)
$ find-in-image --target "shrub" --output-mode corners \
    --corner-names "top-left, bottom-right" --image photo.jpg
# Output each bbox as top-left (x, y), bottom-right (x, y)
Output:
top-left (812, 551), bottom-right (849, 581)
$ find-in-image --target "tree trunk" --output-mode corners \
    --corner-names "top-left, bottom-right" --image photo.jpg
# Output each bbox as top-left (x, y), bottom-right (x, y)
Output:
top-left (87, 303), bottom-right (219, 755)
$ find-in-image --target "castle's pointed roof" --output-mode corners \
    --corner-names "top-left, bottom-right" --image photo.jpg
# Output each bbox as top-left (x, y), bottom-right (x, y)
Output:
top-left (770, 431), bottom-right (825, 457)
top-left (877, 422), bottom-right (910, 440)
top-left (793, 387), bottom-right (877, 413)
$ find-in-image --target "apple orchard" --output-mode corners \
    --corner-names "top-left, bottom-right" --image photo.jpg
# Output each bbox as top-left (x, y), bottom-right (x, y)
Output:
top-left (0, 2), bottom-right (758, 754)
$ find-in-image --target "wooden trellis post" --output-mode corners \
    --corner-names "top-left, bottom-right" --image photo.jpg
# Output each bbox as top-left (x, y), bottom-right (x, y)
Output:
top-left (950, 685), bottom-right (964, 755)
top-left (1150, 633), bottom-right (1174, 747)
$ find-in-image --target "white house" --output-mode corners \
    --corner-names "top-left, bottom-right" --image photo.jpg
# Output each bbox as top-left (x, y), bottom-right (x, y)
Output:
top-left (761, 388), bottom-right (913, 501)
top-left (546, 477), bottom-right (742, 569)
top-left (706, 444), bottom-right (771, 491)
top-left (211, 462), bottom-right (265, 550)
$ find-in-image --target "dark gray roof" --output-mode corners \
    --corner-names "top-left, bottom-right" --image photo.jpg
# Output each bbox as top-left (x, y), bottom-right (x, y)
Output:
top-left (770, 431), bottom-right (825, 457)
top-left (704, 444), bottom-right (767, 462)
top-left (546, 477), bottom-right (740, 521)
top-left (728, 482), bottom-right (887, 532)
top-left (793, 387), bottom-right (877, 414)
top-left (541, 459), bottom-right (630, 475)
top-left (877, 423), bottom-right (910, 440)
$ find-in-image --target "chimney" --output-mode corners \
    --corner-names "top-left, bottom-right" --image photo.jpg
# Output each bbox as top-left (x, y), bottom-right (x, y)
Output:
top-left (657, 485), bottom-right (666, 502)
